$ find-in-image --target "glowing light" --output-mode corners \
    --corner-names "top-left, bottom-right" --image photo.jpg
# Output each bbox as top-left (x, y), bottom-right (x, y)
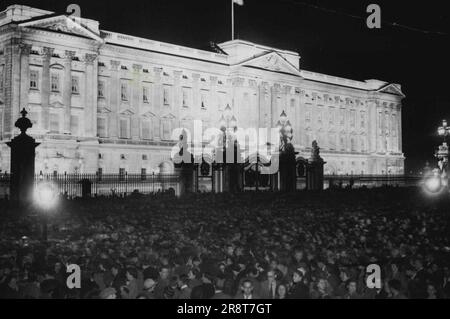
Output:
top-left (425, 176), bottom-right (441, 193)
top-left (34, 182), bottom-right (58, 210)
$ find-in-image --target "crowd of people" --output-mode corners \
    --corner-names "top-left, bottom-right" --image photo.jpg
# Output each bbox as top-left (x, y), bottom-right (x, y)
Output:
top-left (0, 187), bottom-right (449, 299)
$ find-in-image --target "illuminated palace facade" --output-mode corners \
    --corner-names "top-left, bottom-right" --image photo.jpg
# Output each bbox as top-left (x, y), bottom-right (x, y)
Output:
top-left (0, 5), bottom-right (405, 176)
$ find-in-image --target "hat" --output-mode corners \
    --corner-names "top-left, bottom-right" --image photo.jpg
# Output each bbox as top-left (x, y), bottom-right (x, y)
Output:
top-left (100, 287), bottom-right (116, 299)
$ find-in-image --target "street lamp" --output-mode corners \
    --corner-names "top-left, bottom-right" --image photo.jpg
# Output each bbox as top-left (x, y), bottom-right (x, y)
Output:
top-left (219, 104), bottom-right (237, 144)
top-left (34, 181), bottom-right (58, 241)
top-left (432, 119), bottom-right (450, 191)
top-left (437, 119), bottom-right (450, 142)
top-left (278, 110), bottom-right (293, 150)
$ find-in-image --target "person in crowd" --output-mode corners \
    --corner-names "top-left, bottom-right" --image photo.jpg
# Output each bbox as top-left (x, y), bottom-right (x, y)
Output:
top-left (212, 276), bottom-right (231, 299)
top-left (120, 268), bottom-right (139, 299)
top-left (235, 279), bottom-right (260, 299)
top-left (260, 270), bottom-right (278, 299)
top-left (177, 274), bottom-right (191, 299)
top-left (288, 269), bottom-right (310, 299)
top-left (275, 283), bottom-right (288, 299)
top-left (141, 278), bottom-right (156, 299)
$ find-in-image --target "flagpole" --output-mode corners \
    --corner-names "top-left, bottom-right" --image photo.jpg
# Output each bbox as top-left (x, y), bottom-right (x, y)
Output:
top-left (231, 0), bottom-right (234, 40)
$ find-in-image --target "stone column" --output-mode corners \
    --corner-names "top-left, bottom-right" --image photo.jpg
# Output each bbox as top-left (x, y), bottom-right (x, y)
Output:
top-left (131, 63), bottom-right (142, 140)
top-left (248, 80), bottom-right (258, 130)
top-left (259, 82), bottom-right (268, 129)
top-left (152, 67), bottom-right (162, 140)
top-left (173, 71), bottom-right (183, 125)
top-left (84, 53), bottom-right (97, 137)
top-left (42, 47), bottom-right (54, 132)
top-left (209, 76), bottom-right (218, 126)
top-left (109, 60), bottom-right (120, 138)
top-left (397, 104), bottom-right (402, 152)
top-left (3, 38), bottom-right (22, 137)
top-left (192, 73), bottom-right (200, 119)
top-left (271, 84), bottom-right (280, 127)
top-left (297, 90), bottom-right (305, 148)
top-left (63, 50), bottom-right (75, 133)
top-left (367, 99), bottom-right (377, 153)
top-left (19, 43), bottom-right (32, 114)
top-left (231, 77), bottom-right (244, 125)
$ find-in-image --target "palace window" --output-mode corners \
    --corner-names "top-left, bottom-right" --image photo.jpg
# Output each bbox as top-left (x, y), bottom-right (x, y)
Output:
top-left (97, 117), bottom-right (107, 138)
top-left (71, 76), bottom-right (79, 94)
top-left (340, 109), bottom-right (345, 126)
top-left (360, 111), bottom-right (365, 128)
top-left (305, 130), bottom-right (311, 147)
top-left (141, 119), bottom-right (152, 140)
top-left (30, 70), bottom-right (39, 90)
top-left (201, 91), bottom-right (208, 109)
top-left (361, 137), bottom-right (366, 152)
top-left (98, 81), bottom-right (105, 98)
top-left (70, 115), bottom-right (79, 135)
top-left (161, 119), bottom-right (171, 140)
top-left (182, 88), bottom-right (189, 108)
top-left (350, 110), bottom-right (356, 127)
top-left (328, 133), bottom-right (336, 150)
top-left (163, 87), bottom-right (170, 105)
top-left (328, 107), bottom-right (334, 125)
top-left (143, 86), bottom-right (149, 103)
top-left (51, 73), bottom-right (60, 92)
top-left (305, 105), bottom-right (312, 122)
top-left (218, 92), bottom-right (226, 111)
top-left (49, 113), bottom-right (59, 133)
top-left (340, 135), bottom-right (345, 151)
top-left (119, 117), bottom-right (130, 139)
top-left (350, 136), bottom-right (356, 152)
top-left (121, 82), bottom-right (129, 101)
top-left (290, 98), bottom-right (296, 108)
top-left (391, 115), bottom-right (397, 137)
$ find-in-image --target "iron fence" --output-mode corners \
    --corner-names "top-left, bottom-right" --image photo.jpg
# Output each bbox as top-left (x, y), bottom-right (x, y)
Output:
top-left (0, 172), bottom-right (426, 199)
top-left (323, 174), bottom-right (423, 189)
top-left (32, 173), bottom-right (180, 198)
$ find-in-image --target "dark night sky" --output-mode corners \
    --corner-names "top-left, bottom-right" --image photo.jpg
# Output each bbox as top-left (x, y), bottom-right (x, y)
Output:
top-left (4, 0), bottom-right (450, 172)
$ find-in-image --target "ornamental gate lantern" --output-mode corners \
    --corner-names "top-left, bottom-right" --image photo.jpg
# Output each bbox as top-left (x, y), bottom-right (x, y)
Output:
top-left (7, 108), bottom-right (40, 203)
top-left (277, 110), bottom-right (298, 192)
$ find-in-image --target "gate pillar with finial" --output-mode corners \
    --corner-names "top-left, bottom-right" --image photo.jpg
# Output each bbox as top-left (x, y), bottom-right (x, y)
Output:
top-left (7, 108), bottom-right (40, 203)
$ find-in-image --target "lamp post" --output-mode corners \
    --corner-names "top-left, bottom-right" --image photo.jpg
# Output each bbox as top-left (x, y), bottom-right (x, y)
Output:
top-left (217, 104), bottom-right (239, 192)
top-left (437, 119), bottom-right (450, 143)
top-left (276, 110), bottom-right (293, 147)
top-left (276, 110), bottom-right (297, 191)
top-left (219, 104), bottom-right (237, 161)
top-left (436, 119), bottom-right (449, 187)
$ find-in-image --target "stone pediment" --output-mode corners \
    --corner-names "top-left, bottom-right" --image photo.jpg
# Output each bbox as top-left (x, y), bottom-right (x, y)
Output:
top-left (161, 113), bottom-right (176, 119)
top-left (50, 101), bottom-right (64, 108)
top-left (376, 84), bottom-right (405, 98)
top-left (142, 111), bottom-right (156, 118)
top-left (19, 15), bottom-right (103, 43)
top-left (97, 106), bottom-right (111, 114)
top-left (119, 109), bottom-right (134, 116)
top-left (238, 51), bottom-right (301, 76)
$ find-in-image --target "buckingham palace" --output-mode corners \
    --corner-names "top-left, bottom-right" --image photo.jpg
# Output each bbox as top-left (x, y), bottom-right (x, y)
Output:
top-left (0, 4), bottom-right (405, 176)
